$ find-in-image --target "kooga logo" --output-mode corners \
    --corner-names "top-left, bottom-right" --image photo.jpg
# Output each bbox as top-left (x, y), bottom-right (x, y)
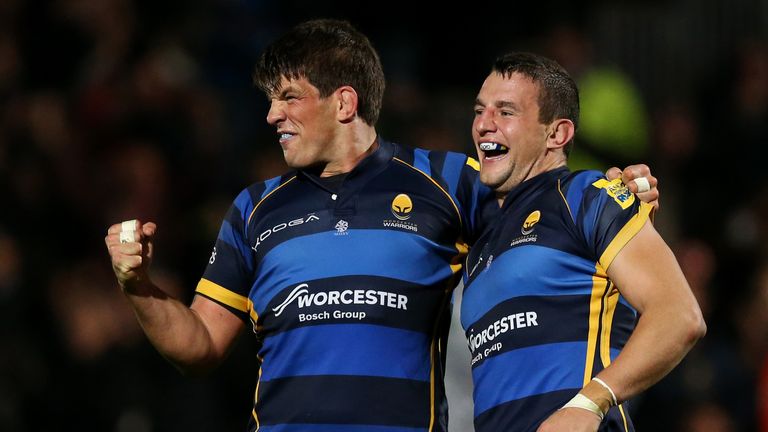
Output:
top-left (252, 214), bottom-right (319, 252)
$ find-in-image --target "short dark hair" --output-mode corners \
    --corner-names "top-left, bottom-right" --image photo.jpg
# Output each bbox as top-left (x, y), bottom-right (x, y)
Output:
top-left (253, 19), bottom-right (385, 126)
top-left (491, 52), bottom-right (579, 154)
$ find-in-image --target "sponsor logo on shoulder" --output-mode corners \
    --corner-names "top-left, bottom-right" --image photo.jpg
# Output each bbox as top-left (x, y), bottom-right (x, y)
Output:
top-left (593, 178), bottom-right (635, 209)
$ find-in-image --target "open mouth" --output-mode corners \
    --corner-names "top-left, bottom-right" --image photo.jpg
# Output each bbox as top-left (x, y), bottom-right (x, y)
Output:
top-left (278, 132), bottom-right (296, 145)
top-left (479, 142), bottom-right (509, 159)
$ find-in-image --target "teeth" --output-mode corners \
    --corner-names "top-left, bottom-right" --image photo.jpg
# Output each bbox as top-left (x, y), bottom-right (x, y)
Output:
top-left (280, 133), bottom-right (293, 140)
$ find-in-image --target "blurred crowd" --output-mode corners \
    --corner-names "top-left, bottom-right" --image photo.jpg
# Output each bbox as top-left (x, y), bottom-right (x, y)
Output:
top-left (1, 0), bottom-right (767, 431)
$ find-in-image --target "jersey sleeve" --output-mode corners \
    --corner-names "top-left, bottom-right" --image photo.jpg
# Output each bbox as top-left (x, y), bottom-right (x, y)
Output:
top-left (195, 187), bottom-right (256, 322)
top-left (573, 173), bottom-right (654, 270)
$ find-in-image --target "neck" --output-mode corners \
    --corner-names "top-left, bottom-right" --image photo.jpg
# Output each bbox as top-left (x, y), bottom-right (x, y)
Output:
top-left (496, 152), bottom-right (567, 206)
top-left (319, 124), bottom-right (378, 177)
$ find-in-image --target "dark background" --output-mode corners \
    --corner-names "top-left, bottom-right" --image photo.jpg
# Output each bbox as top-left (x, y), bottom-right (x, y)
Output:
top-left (1, 0), bottom-right (767, 430)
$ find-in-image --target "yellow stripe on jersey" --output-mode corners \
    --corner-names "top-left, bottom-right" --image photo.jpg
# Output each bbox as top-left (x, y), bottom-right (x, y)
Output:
top-left (450, 240), bottom-right (470, 273)
top-left (247, 298), bottom-right (260, 330)
top-left (252, 364), bottom-right (263, 431)
top-left (600, 281), bottom-right (619, 368)
top-left (196, 278), bottom-right (249, 312)
top-left (393, 157), bottom-right (463, 229)
top-left (583, 265), bottom-right (609, 385)
top-left (247, 176), bottom-right (298, 225)
top-left (619, 403), bottom-right (630, 431)
top-left (599, 201), bottom-right (653, 270)
top-left (465, 157), bottom-right (480, 171)
top-left (428, 336), bottom-right (436, 432)
top-left (557, 179), bottom-right (576, 224)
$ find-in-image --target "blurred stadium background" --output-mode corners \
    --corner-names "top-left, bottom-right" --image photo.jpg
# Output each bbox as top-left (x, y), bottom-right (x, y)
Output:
top-left (1, 0), bottom-right (767, 430)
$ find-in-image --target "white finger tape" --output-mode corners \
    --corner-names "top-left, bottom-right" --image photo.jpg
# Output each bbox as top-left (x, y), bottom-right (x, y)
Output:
top-left (119, 231), bottom-right (134, 244)
top-left (121, 220), bottom-right (138, 232)
top-left (634, 177), bottom-right (651, 193)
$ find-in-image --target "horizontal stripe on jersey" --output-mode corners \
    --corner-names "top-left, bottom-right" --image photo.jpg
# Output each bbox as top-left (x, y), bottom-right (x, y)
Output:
top-left (259, 324), bottom-right (430, 381)
top-left (255, 375), bottom-right (431, 427)
top-left (262, 276), bottom-right (447, 336)
top-left (197, 139), bottom-right (497, 431)
top-left (462, 167), bottom-right (651, 432)
top-left (251, 230), bottom-right (457, 318)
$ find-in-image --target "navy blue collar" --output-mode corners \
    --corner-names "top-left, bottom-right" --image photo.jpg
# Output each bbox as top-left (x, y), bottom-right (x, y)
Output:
top-left (298, 136), bottom-right (394, 198)
top-left (500, 166), bottom-right (570, 212)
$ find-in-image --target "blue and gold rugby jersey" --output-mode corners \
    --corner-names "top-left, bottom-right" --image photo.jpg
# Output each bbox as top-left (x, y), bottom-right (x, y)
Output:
top-left (461, 167), bottom-right (653, 432)
top-left (196, 139), bottom-right (495, 432)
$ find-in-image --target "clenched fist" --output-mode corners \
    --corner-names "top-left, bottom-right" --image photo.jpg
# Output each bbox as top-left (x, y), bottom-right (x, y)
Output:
top-left (105, 219), bottom-right (157, 292)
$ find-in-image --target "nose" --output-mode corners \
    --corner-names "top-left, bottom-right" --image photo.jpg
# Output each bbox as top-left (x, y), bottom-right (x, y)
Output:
top-left (266, 100), bottom-right (285, 125)
top-left (474, 108), bottom-right (496, 136)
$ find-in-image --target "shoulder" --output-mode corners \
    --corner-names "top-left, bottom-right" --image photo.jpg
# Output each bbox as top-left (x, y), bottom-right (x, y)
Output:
top-left (241, 171), bottom-right (298, 204)
top-left (557, 169), bottom-right (644, 230)
top-left (226, 171), bottom-right (298, 223)
top-left (390, 143), bottom-right (478, 179)
top-left (560, 169), bottom-right (604, 194)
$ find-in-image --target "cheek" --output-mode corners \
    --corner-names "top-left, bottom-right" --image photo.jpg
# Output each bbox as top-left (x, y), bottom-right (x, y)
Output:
top-left (471, 118), bottom-right (482, 134)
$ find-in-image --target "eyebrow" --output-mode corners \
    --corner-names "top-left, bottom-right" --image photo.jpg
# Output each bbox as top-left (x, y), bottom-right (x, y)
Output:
top-left (474, 98), bottom-right (519, 110)
top-left (271, 85), bottom-right (300, 100)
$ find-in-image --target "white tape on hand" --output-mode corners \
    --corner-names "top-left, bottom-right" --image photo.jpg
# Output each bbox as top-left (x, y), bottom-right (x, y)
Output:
top-left (634, 177), bottom-right (650, 193)
top-left (119, 231), bottom-right (134, 244)
top-left (561, 393), bottom-right (604, 420)
top-left (121, 220), bottom-right (138, 232)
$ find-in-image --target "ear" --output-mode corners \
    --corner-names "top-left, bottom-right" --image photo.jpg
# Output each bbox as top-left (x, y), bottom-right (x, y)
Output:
top-left (336, 86), bottom-right (359, 123)
top-left (545, 119), bottom-right (575, 150)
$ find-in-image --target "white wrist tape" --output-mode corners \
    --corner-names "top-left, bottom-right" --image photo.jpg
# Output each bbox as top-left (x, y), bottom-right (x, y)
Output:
top-left (561, 393), bottom-right (604, 420)
top-left (119, 231), bottom-right (134, 244)
top-left (592, 377), bottom-right (618, 406)
top-left (121, 220), bottom-right (138, 232)
top-left (634, 177), bottom-right (650, 193)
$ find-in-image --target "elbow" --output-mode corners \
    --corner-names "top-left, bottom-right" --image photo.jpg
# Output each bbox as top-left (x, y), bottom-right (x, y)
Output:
top-left (694, 313), bottom-right (707, 342)
top-left (682, 306), bottom-right (707, 348)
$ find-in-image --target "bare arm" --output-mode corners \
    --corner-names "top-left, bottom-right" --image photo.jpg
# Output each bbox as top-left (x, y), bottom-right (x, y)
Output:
top-left (538, 220), bottom-right (705, 431)
top-left (105, 220), bottom-right (244, 374)
top-left (594, 220), bottom-right (706, 399)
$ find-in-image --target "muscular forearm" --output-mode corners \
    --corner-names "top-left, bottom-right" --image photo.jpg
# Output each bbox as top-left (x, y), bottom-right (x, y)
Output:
top-left (123, 280), bottom-right (222, 374)
top-left (106, 220), bottom-right (241, 374)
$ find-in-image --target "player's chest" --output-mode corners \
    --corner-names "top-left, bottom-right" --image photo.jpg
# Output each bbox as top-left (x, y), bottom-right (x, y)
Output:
top-left (248, 184), bottom-right (460, 260)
